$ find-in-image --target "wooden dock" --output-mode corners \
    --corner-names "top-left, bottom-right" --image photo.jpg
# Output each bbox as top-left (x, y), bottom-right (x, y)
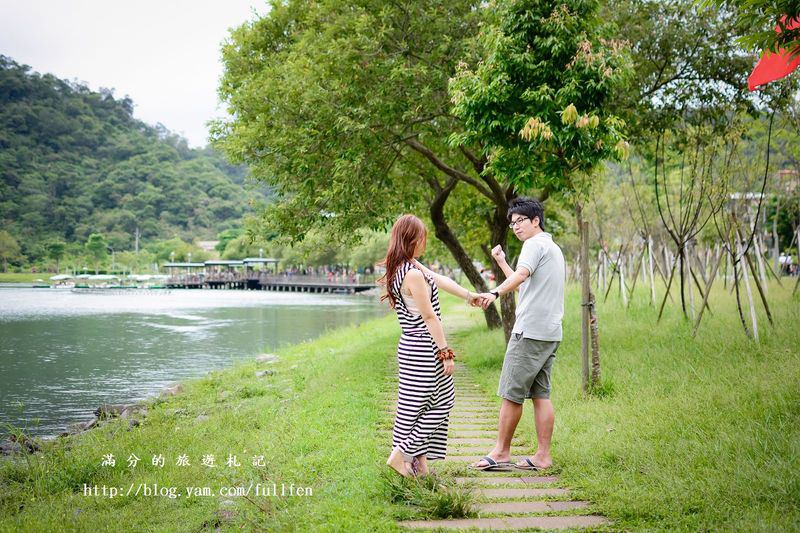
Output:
top-left (166, 273), bottom-right (375, 294)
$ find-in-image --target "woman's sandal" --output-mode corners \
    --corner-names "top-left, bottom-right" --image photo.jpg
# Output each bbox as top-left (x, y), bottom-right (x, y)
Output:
top-left (387, 448), bottom-right (417, 478)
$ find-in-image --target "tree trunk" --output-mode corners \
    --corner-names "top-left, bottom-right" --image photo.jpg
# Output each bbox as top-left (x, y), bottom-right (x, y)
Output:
top-left (687, 243), bottom-right (696, 321)
top-left (678, 244), bottom-right (687, 318)
top-left (576, 203), bottom-right (599, 392)
top-left (732, 255), bottom-right (750, 338)
top-left (486, 205), bottom-right (516, 342)
top-left (429, 191), bottom-right (502, 330)
top-left (657, 254), bottom-right (678, 322)
top-left (772, 198), bottom-right (781, 272)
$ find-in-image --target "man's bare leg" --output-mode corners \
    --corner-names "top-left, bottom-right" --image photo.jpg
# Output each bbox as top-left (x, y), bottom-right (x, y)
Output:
top-left (517, 398), bottom-right (554, 468)
top-left (472, 398), bottom-right (523, 468)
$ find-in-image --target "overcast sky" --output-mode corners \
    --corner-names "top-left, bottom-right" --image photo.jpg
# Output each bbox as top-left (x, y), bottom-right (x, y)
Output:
top-left (0, 0), bottom-right (267, 147)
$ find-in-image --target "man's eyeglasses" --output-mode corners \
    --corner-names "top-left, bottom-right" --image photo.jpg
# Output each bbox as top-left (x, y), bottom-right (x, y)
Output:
top-left (508, 217), bottom-right (529, 229)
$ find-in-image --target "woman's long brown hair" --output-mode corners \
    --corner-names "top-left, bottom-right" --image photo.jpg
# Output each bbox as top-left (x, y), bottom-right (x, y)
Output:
top-left (378, 214), bottom-right (427, 308)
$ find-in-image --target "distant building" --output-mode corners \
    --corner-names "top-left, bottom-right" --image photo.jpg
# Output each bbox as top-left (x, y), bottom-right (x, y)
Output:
top-left (196, 240), bottom-right (220, 252)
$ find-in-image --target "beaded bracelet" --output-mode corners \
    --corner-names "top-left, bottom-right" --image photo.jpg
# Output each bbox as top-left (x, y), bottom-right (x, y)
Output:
top-left (435, 347), bottom-right (456, 361)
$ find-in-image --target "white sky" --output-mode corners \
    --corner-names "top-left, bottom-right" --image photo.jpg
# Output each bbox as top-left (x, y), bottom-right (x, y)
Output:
top-left (0, 0), bottom-right (267, 147)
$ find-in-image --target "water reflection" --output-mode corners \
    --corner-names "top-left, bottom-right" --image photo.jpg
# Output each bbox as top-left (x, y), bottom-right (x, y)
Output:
top-left (0, 288), bottom-right (386, 436)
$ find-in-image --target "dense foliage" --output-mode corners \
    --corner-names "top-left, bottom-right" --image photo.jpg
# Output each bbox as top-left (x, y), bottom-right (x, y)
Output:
top-left (0, 55), bottom-right (266, 267)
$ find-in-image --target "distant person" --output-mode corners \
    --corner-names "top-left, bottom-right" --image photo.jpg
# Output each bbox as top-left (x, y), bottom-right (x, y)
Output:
top-left (380, 214), bottom-right (480, 477)
top-left (470, 197), bottom-right (565, 472)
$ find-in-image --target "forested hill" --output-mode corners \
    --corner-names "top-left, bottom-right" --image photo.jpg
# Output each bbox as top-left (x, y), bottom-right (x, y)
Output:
top-left (0, 55), bottom-right (265, 261)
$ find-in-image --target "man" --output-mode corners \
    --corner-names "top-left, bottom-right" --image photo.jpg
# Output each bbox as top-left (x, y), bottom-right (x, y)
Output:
top-left (470, 197), bottom-right (565, 471)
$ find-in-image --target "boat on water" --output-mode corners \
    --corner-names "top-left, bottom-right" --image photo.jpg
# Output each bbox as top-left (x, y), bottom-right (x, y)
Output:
top-left (43, 274), bottom-right (172, 292)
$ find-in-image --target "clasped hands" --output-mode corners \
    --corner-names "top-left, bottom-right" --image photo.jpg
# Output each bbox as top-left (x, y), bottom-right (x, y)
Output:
top-left (467, 291), bottom-right (497, 310)
top-left (466, 244), bottom-right (505, 309)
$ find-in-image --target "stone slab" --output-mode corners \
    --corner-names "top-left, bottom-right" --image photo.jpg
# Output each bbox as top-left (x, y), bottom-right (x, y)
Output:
top-left (398, 515), bottom-right (610, 530)
top-left (455, 476), bottom-right (559, 485)
top-left (447, 438), bottom-right (498, 445)
top-left (476, 501), bottom-right (589, 514)
top-left (477, 488), bottom-right (570, 498)
top-left (448, 427), bottom-right (497, 439)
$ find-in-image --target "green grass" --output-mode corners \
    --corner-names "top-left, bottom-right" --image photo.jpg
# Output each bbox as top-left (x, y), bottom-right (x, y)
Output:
top-left (0, 272), bottom-right (50, 283)
top-left (0, 298), bottom-right (472, 531)
top-left (1, 279), bottom-right (798, 531)
top-left (454, 279), bottom-right (800, 531)
top-left (381, 470), bottom-right (477, 520)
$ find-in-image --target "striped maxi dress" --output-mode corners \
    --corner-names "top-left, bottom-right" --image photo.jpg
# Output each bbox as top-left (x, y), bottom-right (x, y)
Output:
top-left (390, 261), bottom-right (455, 461)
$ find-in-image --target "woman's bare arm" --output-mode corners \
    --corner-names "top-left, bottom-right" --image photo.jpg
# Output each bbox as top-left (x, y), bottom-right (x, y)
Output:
top-left (411, 260), bottom-right (476, 301)
top-left (404, 269), bottom-right (454, 376)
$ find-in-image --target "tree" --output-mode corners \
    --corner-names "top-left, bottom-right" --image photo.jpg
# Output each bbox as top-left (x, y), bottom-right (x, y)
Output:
top-left (449, 0), bottom-right (631, 392)
top-left (215, 228), bottom-right (244, 254)
top-left (213, 0), bottom-right (532, 334)
top-left (45, 239), bottom-right (66, 272)
top-left (84, 233), bottom-right (108, 274)
top-left (0, 230), bottom-right (21, 272)
top-left (0, 55), bottom-right (262, 266)
top-left (346, 231), bottom-right (391, 270)
top-left (702, 0), bottom-right (800, 55)
top-left (145, 237), bottom-right (211, 264)
top-left (606, 0), bottom-right (755, 142)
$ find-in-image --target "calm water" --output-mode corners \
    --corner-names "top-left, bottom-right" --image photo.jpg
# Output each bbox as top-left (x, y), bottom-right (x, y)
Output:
top-left (0, 287), bottom-right (386, 437)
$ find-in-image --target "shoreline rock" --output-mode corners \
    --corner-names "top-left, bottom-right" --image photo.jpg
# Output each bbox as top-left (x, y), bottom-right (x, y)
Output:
top-left (162, 384), bottom-right (183, 397)
top-left (256, 353), bottom-right (279, 364)
top-left (0, 434), bottom-right (40, 456)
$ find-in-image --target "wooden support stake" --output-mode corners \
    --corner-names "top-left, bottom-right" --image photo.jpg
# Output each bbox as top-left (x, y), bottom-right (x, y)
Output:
top-left (686, 243), bottom-right (696, 320)
top-left (743, 241), bottom-right (774, 327)
top-left (753, 233), bottom-right (768, 296)
top-left (626, 243), bottom-right (645, 307)
top-left (648, 236), bottom-right (656, 306)
top-left (737, 237), bottom-right (759, 342)
top-left (657, 256), bottom-right (679, 322)
top-left (692, 249), bottom-right (724, 337)
top-left (795, 227), bottom-right (800, 296)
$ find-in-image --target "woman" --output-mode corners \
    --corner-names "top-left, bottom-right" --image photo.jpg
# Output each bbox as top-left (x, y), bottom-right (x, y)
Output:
top-left (379, 214), bottom-right (478, 477)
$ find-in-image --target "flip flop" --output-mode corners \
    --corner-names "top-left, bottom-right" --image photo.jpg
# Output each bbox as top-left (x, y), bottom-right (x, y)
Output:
top-left (468, 455), bottom-right (515, 472)
top-left (515, 457), bottom-right (546, 471)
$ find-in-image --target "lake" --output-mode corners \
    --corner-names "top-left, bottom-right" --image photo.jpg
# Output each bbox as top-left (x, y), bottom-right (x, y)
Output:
top-left (0, 287), bottom-right (387, 437)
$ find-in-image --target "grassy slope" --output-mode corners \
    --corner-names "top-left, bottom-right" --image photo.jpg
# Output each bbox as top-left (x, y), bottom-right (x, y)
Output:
top-left (455, 280), bottom-right (800, 531)
top-left (0, 310), bottom-right (408, 531)
top-left (1, 281), bottom-right (798, 531)
top-left (0, 273), bottom-right (49, 283)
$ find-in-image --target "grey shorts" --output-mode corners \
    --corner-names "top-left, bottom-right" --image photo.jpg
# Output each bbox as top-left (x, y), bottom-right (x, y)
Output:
top-left (497, 333), bottom-right (559, 404)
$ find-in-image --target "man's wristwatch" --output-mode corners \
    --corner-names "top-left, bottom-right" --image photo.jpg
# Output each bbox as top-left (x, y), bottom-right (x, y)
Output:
top-left (490, 289), bottom-right (500, 299)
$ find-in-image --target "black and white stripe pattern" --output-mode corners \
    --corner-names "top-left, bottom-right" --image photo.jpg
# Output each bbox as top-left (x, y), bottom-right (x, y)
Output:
top-left (390, 261), bottom-right (455, 461)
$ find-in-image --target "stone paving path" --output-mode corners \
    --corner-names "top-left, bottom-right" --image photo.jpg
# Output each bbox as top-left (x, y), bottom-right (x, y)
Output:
top-left (383, 363), bottom-right (610, 531)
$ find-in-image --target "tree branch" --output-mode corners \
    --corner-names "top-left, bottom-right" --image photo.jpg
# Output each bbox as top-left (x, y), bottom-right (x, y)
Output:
top-left (403, 137), bottom-right (496, 200)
